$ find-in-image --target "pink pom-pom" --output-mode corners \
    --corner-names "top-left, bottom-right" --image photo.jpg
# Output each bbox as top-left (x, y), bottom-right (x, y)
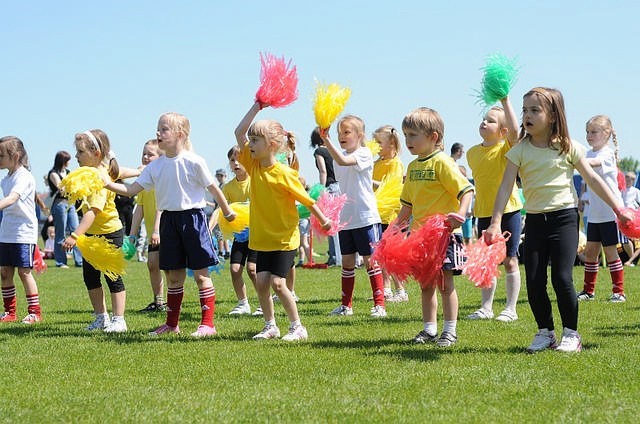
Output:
top-left (371, 221), bottom-right (413, 281)
top-left (462, 232), bottom-right (508, 288)
top-left (617, 207), bottom-right (640, 238)
top-left (310, 192), bottom-right (348, 237)
top-left (33, 245), bottom-right (48, 274)
top-left (254, 52), bottom-right (298, 108)
top-left (407, 215), bottom-right (451, 288)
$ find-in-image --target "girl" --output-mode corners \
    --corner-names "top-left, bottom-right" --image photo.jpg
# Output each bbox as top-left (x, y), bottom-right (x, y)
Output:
top-left (371, 125), bottom-right (407, 302)
top-left (396, 108), bottom-right (474, 347)
top-left (577, 115), bottom-right (626, 302)
top-left (466, 97), bottom-right (523, 322)
top-left (485, 88), bottom-right (632, 353)
top-left (47, 150), bottom-right (83, 268)
top-left (0, 136), bottom-right (42, 324)
top-left (105, 113), bottom-right (235, 338)
top-left (235, 102), bottom-right (331, 341)
top-left (61, 130), bottom-right (127, 332)
top-left (129, 139), bottom-right (166, 312)
top-left (321, 115), bottom-right (387, 318)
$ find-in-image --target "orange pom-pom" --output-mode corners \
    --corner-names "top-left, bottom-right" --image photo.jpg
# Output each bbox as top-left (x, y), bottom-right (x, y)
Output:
top-left (371, 221), bottom-right (413, 281)
top-left (462, 232), bottom-right (508, 288)
top-left (310, 192), bottom-right (348, 237)
top-left (33, 245), bottom-right (48, 274)
top-left (617, 207), bottom-right (640, 239)
top-left (406, 215), bottom-right (451, 288)
top-left (255, 52), bottom-right (298, 108)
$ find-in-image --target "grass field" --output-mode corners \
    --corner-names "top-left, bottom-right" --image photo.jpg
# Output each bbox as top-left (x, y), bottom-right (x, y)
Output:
top-left (1, 255), bottom-right (639, 423)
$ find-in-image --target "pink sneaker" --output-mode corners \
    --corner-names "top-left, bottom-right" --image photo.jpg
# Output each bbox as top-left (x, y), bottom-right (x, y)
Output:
top-left (0, 312), bottom-right (17, 322)
top-left (148, 323), bottom-right (180, 336)
top-left (190, 325), bottom-right (217, 338)
top-left (21, 313), bottom-right (41, 324)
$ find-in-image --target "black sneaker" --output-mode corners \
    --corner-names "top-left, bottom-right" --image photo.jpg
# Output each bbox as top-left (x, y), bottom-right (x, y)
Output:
top-left (140, 302), bottom-right (159, 312)
top-left (412, 330), bottom-right (438, 344)
top-left (436, 331), bottom-right (457, 347)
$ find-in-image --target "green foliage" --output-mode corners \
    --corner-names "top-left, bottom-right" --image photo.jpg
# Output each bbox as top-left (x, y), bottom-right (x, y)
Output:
top-left (619, 156), bottom-right (639, 172)
top-left (1, 260), bottom-right (639, 422)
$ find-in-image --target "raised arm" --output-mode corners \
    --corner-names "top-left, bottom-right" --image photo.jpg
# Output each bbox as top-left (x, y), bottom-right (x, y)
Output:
top-left (500, 96), bottom-right (520, 147)
top-left (320, 131), bottom-right (357, 166)
top-left (235, 102), bottom-right (262, 148)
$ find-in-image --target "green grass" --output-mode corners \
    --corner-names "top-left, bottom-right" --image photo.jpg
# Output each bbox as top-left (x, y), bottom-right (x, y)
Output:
top-left (1, 257), bottom-right (639, 423)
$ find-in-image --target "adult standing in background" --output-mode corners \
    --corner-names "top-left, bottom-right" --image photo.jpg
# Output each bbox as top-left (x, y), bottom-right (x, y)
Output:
top-left (47, 151), bottom-right (82, 268)
top-left (311, 127), bottom-right (340, 266)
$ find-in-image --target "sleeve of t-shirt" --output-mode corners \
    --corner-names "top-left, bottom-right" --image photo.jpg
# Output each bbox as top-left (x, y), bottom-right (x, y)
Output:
top-left (12, 171), bottom-right (34, 200)
top-left (194, 156), bottom-right (216, 188)
top-left (354, 147), bottom-right (373, 172)
top-left (283, 168), bottom-right (315, 207)
top-left (135, 162), bottom-right (154, 191)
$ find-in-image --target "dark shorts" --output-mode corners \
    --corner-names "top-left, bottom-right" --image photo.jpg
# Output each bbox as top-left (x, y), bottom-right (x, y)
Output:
top-left (0, 243), bottom-right (34, 268)
top-left (83, 229), bottom-right (125, 293)
top-left (256, 250), bottom-right (296, 278)
top-left (339, 223), bottom-right (382, 256)
top-left (148, 243), bottom-right (160, 253)
top-left (586, 220), bottom-right (620, 247)
top-left (443, 233), bottom-right (465, 275)
top-left (159, 209), bottom-right (218, 271)
top-left (230, 239), bottom-right (257, 266)
top-left (477, 210), bottom-right (522, 257)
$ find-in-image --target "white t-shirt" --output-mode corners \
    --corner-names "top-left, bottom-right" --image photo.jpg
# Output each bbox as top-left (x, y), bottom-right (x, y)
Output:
top-left (0, 166), bottom-right (38, 244)
top-left (623, 186), bottom-right (640, 209)
top-left (135, 151), bottom-right (215, 211)
top-left (334, 146), bottom-right (381, 230)
top-left (586, 146), bottom-right (621, 223)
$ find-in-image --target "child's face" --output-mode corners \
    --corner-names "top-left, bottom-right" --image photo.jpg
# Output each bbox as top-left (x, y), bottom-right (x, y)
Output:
top-left (375, 136), bottom-right (393, 157)
top-left (0, 148), bottom-right (14, 171)
top-left (403, 127), bottom-right (439, 158)
top-left (248, 135), bottom-right (272, 161)
top-left (141, 145), bottom-right (160, 165)
top-left (47, 227), bottom-right (55, 238)
top-left (586, 124), bottom-right (610, 151)
top-left (228, 153), bottom-right (247, 177)
top-left (156, 116), bottom-right (182, 155)
top-left (479, 109), bottom-right (504, 143)
top-left (522, 94), bottom-right (553, 139)
top-left (338, 122), bottom-right (362, 153)
top-left (75, 142), bottom-right (101, 167)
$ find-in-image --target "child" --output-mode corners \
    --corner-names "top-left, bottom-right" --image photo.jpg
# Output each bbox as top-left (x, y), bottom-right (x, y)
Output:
top-left (485, 88), bottom-right (632, 353)
top-left (321, 115), bottom-right (387, 318)
top-left (43, 226), bottom-right (55, 259)
top-left (129, 139), bottom-right (166, 312)
top-left (215, 145), bottom-right (257, 316)
top-left (466, 98), bottom-right (523, 322)
top-left (395, 108), bottom-right (474, 347)
top-left (105, 113), bottom-right (236, 337)
top-left (371, 125), bottom-right (408, 303)
top-left (234, 102), bottom-right (331, 341)
top-left (61, 130), bottom-right (128, 332)
top-left (577, 115), bottom-right (626, 302)
top-left (0, 136), bottom-right (42, 324)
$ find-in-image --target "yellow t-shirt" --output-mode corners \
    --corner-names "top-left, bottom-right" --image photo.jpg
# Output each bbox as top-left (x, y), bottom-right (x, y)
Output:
top-left (221, 177), bottom-right (251, 203)
top-left (373, 156), bottom-right (404, 224)
top-left (467, 141), bottom-right (522, 218)
top-left (239, 144), bottom-right (315, 251)
top-left (83, 167), bottom-right (123, 235)
top-left (136, 189), bottom-right (157, 236)
top-left (505, 138), bottom-right (585, 213)
top-left (400, 151), bottom-right (474, 230)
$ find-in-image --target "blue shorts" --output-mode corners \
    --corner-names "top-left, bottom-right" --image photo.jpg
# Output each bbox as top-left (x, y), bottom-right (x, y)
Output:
top-left (477, 210), bottom-right (522, 258)
top-left (586, 221), bottom-right (620, 247)
top-left (339, 224), bottom-right (382, 256)
top-left (230, 239), bottom-right (257, 266)
top-left (256, 249), bottom-right (296, 278)
top-left (0, 243), bottom-right (34, 268)
top-left (299, 218), bottom-right (310, 236)
top-left (159, 209), bottom-right (218, 271)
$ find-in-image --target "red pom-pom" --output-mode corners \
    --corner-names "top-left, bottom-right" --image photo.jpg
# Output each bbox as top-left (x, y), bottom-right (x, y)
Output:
top-left (310, 191), bottom-right (348, 237)
top-left (617, 207), bottom-right (640, 238)
top-left (462, 232), bottom-right (508, 288)
top-left (371, 221), bottom-right (413, 281)
top-left (407, 215), bottom-right (451, 288)
top-left (254, 52), bottom-right (298, 108)
top-left (33, 245), bottom-right (48, 274)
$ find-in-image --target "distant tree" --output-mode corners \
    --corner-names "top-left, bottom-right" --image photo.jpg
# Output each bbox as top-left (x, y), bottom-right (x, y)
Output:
top-left (619, 156), bottom-right (639, 172)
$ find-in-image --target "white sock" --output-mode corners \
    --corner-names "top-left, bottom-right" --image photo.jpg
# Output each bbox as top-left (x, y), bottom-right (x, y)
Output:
top-left (481, 277), bottom-right (497, 312)
top-left (99, 312), bottom-right (110, 321)
top-left (290, 319), bottom-right (301, 328)
top-left (443, 320), bottom-right (457, 335)
top-left (505, 271), bottom-right (521, 311)
top-left (423, 322), bottom-right (437, 336)
top-left (265, 319), bottom-right (276, 327)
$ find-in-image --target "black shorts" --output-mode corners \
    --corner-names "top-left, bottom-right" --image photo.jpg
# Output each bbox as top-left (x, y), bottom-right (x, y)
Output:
top-left (586, 221), bottom-right (620, 247)
top-left (230, 239), bottom-right (257, 265)
top-left (256, 250), bottom-right (296, 278)
top-left (443, 233), bottom-right (465, 275)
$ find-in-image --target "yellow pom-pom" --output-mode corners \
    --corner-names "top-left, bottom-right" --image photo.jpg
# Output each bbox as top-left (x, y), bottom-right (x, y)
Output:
top-left (375, 175), bottom-right (403, 223)
top-left (218, 202), bottom-right (250, 240)
top-left (313, 82), bottom-right (351, 130)
top-left (75, 234), bottom-right (127, 279)
top-left (366, 139), bottom-right (381, 157)
top-left (59, 167), bottom-right (104, 205)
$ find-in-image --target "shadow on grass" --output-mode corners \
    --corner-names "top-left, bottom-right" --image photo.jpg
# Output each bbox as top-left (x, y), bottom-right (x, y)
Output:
top-left (594, 322), bottom-right (640, 337)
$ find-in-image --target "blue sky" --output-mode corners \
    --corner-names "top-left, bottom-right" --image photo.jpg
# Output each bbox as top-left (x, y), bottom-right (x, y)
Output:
top-left (3, 1), bottom-right (639, 191)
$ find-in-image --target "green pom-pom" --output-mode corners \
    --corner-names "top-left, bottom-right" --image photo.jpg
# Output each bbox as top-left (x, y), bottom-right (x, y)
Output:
top-left (122, 237), bottom-right (136, 260)
top-left (308, 183), bottom-right (326, 200)
top-left (476, 54), bottom-right (519, 107)
top-left (297, 203), bottom-right (311, 219)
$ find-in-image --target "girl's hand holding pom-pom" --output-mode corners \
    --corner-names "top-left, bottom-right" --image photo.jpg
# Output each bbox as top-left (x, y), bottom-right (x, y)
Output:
top-left (483, 223), bottom-right (502, 245)
top-left (254, 52), bottom-right (298, 109)
top-left (310, 192), bottom-right (347, 237)
top-left (462, 231), bottom-right (509, 288)
top-left (446, 212), bottom-right (466, 230)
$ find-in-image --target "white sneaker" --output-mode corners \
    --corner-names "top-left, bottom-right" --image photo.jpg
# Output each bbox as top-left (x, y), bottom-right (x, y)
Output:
top-left (86, 314), bottom-right (109, 331)
top-left (282, 324), bottom-right (308, 341)
top-left (467, 308), bottom-right (494, 320)
top-left (556, 328), bottom-right (582, 352)
top-left (387, 291), bottom-right (409, 303)
top-left (370, 305), bottom-right (387, 318)
top-left (495, 309), bottom-right (518, 322)
top-left (252, 307), bottom-right (264, 316)
top-left (228, 302), bottom-right (251, 315)
top-left (609, 293), bottom-right (626, 303)
top-left (252, 324), bottom-right (280, 340)
top-left (104, 317), bottom-right (128, 333)
top-left (527, 329), bottom-right (557, 353)
top-left (329, 305), bottom-right (353, 316)
top-left (291, 292), bottom-right (300, 303)
top-left (383, 289), bottom-right (394, 300)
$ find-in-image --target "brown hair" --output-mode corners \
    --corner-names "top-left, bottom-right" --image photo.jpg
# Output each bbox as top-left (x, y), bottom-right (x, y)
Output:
top-left (521, 87), bottom-right (571, 154)
top-left (402, 107), bottom-right (445, 149)
top-left (0, 136), bottom-right (30, 170)
top-left (74, 129), bottom-right (120, 180)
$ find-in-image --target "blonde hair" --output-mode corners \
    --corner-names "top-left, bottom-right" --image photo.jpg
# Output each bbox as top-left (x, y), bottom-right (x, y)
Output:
top-left (160, 112), bottom-right (192, 151)
top-left (373, 125), bottom-right (400, 158)
top-left (487, 106), bottom-right (506, 127)
top-left (0, 136), bottom-right (30, 170)
top-left (521, 87), bottom-right (571, 155)
top-left (247, 119), bottom-right (292, 155)
top-left (586, 115), bottom-right (618, 162)
top-left (338, 115), bottom-right (366, 147)
top-left (74, 129), bottom-right (120, 180)
top-left (402, 107), bottom-right (445, 149)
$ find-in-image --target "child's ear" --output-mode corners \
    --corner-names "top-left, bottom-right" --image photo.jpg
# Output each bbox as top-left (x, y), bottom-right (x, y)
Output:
top-left (429, 131), bottom-right (440, 143)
